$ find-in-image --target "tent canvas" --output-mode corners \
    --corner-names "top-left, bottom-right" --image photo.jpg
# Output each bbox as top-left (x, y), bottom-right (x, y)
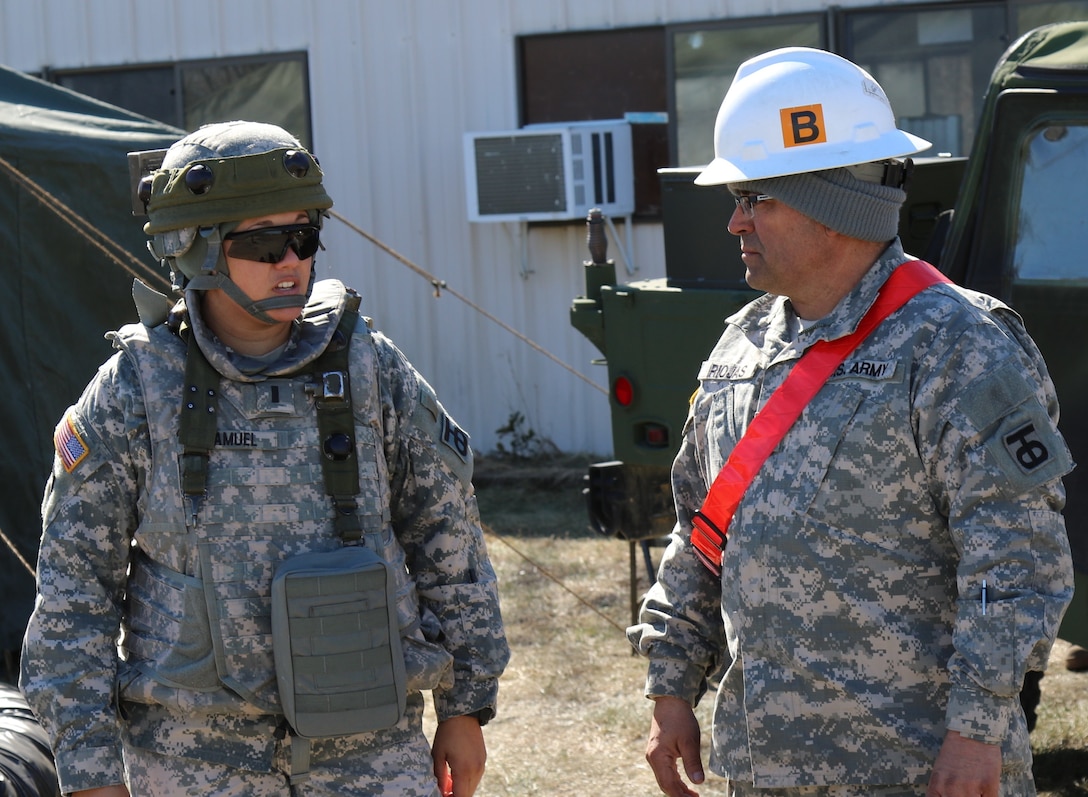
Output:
top-left (0, 64), bottom-right (182, 654)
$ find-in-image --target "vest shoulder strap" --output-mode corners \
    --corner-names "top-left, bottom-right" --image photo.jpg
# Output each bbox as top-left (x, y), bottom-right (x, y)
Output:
top-left (178, 294), bottom-right (366, 541)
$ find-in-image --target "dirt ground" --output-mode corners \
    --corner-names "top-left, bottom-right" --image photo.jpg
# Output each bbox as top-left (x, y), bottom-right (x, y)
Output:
top-left (432, 455), bottom-right (1088, 796)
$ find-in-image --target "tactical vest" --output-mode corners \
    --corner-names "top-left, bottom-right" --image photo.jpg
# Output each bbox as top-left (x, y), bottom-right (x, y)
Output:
top-left (113, 307), bottom-right (452, 720)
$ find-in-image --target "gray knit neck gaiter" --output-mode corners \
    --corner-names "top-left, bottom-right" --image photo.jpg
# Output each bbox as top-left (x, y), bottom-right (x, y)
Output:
top-left (731, 166), bottom-right (906, 242)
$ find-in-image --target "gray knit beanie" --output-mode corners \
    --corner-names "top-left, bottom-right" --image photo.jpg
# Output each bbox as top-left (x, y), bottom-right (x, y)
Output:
top-left (731, 166), bottom-right (905, 242)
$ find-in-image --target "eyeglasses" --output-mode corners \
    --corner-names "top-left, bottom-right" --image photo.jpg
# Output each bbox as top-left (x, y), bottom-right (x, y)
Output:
top-left (733, 194), bottom-right (773, 217)
top-left (224, 224), bottom-right (321, 263)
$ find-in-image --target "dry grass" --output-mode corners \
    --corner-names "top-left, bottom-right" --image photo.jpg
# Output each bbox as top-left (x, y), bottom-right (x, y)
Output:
top-left (424, 456), bottom-right (1088, 796)
top-left (1031, 640), bottom-right (1088, 796)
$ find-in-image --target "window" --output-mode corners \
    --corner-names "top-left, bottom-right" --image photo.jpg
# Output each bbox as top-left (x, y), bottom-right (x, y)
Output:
top-left (512, 1), bottom-right (1088, 220)
top-left (841, 6), bottom-right (1008, 157)
top-left (1012, 123), bottom-right (1088, 282)
top-left (49, 53), bottom-right (312, 147)
top-left (53, 64), bottom-right (178, 128)
top-left (670, 17), bottom-right (825, 168)
top-left (1014, 0), bottom-right (1088, 35)
top-left (517, 21), bottom-right (826, 217)
top-left (518, 28), bottom-right (668, 217)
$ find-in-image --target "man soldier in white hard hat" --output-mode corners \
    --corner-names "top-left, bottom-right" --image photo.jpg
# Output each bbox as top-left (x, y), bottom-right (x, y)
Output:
top-left (21, 121), bottom-right (509, 797)
top-left (628, 48), bottom-right (1074, 797)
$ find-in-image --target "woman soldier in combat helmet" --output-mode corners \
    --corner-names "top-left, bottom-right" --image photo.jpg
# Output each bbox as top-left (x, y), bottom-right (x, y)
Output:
top-left (21, 121), bottom-right (509, 797)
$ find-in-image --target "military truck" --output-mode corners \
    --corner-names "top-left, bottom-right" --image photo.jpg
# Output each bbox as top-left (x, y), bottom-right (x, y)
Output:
top-left (570, 20), bottom-right (1088, 650)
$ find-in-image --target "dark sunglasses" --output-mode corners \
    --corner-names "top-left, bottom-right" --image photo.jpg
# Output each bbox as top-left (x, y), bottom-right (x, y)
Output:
top-left (224, 224), bottom-right (321, 263)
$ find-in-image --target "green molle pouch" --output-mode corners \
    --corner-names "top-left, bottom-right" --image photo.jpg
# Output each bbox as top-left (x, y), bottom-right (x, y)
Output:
top-left (271, 546), bottom-right (406, 737)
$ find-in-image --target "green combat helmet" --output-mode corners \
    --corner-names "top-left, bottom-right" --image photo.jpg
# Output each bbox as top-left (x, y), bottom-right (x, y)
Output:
top-left (138, 120), bottom-right (334, 323)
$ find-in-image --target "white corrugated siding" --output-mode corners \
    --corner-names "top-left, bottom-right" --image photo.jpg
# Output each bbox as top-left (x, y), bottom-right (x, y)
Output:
top-left (0, 0), bottom-right (905, 453)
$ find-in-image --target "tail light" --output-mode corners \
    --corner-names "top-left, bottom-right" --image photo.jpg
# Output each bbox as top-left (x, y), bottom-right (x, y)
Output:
top-left (640, 422), bottom-right (669, 448)
top-left (612, 375), bottom-right (635, 407)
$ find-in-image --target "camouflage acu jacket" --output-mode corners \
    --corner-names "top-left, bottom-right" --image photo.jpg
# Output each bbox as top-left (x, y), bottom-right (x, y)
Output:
top-left (21, 279), bottom-right (509, 793)
top-left (629, 241), bottom-right (1075, 787)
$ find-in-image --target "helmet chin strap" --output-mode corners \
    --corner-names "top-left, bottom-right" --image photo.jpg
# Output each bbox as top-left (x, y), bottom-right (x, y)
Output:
top-left (178, 226), bottom-right (310, 325)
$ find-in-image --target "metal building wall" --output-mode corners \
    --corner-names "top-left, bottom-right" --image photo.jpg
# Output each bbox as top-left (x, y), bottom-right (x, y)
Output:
top-left (0, 0), bottom-right (875, 454)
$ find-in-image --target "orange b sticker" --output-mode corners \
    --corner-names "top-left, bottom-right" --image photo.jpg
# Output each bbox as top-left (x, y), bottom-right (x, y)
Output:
top-left (780, 104), bottom-right (827, 148)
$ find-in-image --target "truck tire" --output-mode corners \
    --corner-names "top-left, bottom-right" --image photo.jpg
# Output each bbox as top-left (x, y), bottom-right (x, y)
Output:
top-left (0, 682), bottom-right (60, 797)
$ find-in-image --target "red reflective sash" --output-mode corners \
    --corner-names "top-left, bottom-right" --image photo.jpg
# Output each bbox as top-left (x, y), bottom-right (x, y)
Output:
top-left (690, 259), bottom-right (950, 576)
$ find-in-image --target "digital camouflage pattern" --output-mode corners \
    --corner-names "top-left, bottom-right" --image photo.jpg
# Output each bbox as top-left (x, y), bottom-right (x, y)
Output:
top-left (628, 240), bottom-right (1075, 790)
top-left (21, 278), bottom-right (508, 795)
top-left (122, 695), bottom-right (439, 797)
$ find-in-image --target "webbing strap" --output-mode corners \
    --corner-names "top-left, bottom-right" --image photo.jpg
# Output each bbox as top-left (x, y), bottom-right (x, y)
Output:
top-left (310, 300), bottom-right (362, 542)
top-left (176, 293), bottom-right (364, 543)
top-left (179, 339), bottom-right (220, 503)
top-left (289, 734), bottom-right (311, 786)
top-left (690, 259), bottom-right (950, 575)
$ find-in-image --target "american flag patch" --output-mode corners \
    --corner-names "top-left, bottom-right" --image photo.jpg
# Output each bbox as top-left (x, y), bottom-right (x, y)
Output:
top-left (54, 414), bottom-right (90, 473)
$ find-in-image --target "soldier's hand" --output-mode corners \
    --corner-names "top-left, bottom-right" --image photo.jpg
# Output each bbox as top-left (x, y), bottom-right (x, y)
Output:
top-left (926, 730), bottom-right (1000, 797)
top-left (432, 714), bottom-right (487, 797)
top-left (646, 695), bottom-right (705, 797)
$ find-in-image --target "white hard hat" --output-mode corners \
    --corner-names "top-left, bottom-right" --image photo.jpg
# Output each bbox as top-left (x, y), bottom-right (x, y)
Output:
top-left (695, 47), bottom-right (931, 185)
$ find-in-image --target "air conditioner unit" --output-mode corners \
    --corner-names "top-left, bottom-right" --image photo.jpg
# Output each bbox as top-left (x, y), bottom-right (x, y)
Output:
top-left (464, 120), bottom-right (634, 222)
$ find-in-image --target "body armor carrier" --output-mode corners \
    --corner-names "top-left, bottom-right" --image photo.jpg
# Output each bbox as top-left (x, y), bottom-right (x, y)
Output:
top-left (176, 302), bottom-right (406, 738)
top-left (112, 289), bottom-right (452, 765)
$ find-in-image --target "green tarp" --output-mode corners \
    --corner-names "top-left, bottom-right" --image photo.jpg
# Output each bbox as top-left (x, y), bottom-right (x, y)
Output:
top-left (0, 65), bottom-right (182, 652)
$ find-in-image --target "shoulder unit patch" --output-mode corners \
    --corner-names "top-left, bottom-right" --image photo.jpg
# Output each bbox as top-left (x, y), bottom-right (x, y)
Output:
top-left (1003, 422), bottom-right (1051, 473)
top-left (441, 414), bottom-right (471, 463)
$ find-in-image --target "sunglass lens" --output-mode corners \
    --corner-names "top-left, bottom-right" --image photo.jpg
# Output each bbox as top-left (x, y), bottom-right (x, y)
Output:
top-left (227, 225), bottom-right (320, 263)
top-left (292, 228), bottom-right (320, 260)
